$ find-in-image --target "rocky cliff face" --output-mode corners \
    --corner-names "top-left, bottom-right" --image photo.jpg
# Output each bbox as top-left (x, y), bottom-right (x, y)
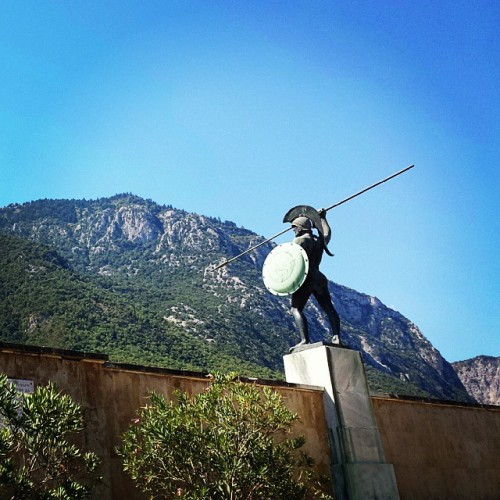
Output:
top-left (0, 194), bottom-right (472, 401)
top-left (452, 356), bottom-right (500, 405)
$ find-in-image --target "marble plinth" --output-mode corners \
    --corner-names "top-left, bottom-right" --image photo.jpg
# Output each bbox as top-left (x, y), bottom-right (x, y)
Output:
top-left (284, 344), bottom-right (399, 500)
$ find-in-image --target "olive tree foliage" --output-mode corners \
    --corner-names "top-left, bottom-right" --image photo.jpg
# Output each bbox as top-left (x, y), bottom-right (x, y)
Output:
top-left (0, 374), bottom-right (101, 499)
top-left (118, 373), bottom-right (331, 499)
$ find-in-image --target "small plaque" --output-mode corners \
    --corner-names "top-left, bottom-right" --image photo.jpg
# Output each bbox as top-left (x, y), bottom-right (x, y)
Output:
top-left (8, 378), bottom-right (34, 394)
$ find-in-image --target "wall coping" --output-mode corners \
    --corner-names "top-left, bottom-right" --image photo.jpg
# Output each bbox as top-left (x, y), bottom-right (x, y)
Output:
top-left (0, 341), bottom-right (108, 362)
top-left (372, 392), bottom-right (500, 410)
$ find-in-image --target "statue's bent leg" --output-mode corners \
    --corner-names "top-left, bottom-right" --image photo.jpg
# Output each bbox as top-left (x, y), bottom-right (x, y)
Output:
top-left (322, 300), bottom-right (341, 344)
top-left (314, 279), bottom-right (341, 345)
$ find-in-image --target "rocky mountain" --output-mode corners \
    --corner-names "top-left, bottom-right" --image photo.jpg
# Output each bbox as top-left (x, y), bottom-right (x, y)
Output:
top-left (0, 194), bottom-right (472, 401)
top-left (452, 356), bottom-right (500, 405)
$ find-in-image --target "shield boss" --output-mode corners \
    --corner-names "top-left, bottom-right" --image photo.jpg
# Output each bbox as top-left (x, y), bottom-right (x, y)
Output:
top-left (262, 242), bottom-right (309, 296)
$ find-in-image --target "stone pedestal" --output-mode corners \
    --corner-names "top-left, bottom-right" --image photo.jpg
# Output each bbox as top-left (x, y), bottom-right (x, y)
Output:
top-left (284, 343), bottom-right (399, 500)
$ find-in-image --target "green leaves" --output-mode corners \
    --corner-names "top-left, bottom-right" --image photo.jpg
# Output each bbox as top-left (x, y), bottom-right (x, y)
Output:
top-left (0, 374), bottom-right (101, 499)
top-left (118, 373), bottom-right (331, 499)
top-left (0, 234), bottom-right (283, 380)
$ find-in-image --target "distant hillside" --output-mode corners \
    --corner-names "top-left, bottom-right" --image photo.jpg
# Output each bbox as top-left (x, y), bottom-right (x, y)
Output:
top-left (0, 194), bottom-right (472, 401)
top-left (452, 356), bottom-right (500, 405)
top-left (0, 233), bottom-right (281, 378)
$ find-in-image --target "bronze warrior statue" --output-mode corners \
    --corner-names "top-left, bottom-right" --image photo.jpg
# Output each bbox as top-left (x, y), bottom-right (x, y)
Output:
top-left (289, 209), bottom-right (340, 349)
top-left (219, 166), bottom-right (415, 352)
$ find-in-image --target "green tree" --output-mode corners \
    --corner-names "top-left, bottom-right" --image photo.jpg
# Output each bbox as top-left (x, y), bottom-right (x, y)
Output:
top-left (0, 374), bottom-right (101, 499)
top-left (118, 373), bottom-right (331, 499)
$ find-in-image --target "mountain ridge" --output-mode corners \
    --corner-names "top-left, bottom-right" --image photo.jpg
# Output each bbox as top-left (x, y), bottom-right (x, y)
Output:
top-left (0, 194), bottom-right (473, 401)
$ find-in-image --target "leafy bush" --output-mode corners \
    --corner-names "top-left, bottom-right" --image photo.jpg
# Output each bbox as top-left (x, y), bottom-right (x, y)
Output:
top-left (118, 373), bottom-right (331, 499)
top-left (0, 374), bottom-right (101, 498)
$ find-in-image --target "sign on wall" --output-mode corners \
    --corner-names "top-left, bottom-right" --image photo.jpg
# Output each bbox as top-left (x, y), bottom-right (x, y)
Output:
top-left (8, 378), bottom-right (34, 394)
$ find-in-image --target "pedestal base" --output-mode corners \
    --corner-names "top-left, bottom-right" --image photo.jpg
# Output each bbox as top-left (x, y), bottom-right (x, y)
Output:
top-left (284, 344), bottom-right (399, 500)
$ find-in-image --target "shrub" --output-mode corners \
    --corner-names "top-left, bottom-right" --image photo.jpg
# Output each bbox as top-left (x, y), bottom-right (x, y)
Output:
top-left (118, 373), bottom-right (331, 499)
top-left (0, 374), bottom-right (101, 498)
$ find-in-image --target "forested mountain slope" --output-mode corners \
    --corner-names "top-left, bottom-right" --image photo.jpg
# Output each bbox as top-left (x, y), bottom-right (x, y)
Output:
top-left (0, 195), bottom-right (472, 401)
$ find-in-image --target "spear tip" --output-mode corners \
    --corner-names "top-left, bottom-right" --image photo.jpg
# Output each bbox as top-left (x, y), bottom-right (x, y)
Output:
top-left (213, 259), bottom-right (229, 271)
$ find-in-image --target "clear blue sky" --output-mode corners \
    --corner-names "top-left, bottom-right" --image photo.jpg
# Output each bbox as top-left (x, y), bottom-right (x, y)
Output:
top-left (1, 1), bottom-right (498, 362)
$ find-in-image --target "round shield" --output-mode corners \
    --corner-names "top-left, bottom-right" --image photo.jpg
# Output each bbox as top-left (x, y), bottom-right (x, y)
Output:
top-left (262, 242), bottom-right (309, 296)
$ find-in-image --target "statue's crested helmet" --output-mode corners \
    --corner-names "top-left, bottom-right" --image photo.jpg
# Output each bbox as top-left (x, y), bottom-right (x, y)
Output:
top-left (291, 216), bottom-right (312, 231)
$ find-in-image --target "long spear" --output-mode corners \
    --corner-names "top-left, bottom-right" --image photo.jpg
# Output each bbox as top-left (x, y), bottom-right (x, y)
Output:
top-left (214, 164), bottom-right (414, 270)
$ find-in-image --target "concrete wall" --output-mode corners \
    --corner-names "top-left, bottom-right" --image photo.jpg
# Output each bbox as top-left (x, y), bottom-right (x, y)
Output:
top-left (0, 344), bottom-right (331, 499)
top-left (372, 395), bottom-right (500, 500)
top-left (1, 343), bottom-right (500, 499)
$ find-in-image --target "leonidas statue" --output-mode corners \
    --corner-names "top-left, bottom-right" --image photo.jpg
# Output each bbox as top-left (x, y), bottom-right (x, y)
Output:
top-left (222, 167), bottom-right (414, 350)
top-left (262, 205), bottom-right (341, 350)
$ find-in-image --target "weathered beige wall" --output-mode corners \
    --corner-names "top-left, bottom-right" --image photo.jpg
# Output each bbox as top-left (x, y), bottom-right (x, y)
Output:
top-left (372, 396), bottom-right (500, 500)
top-left (2, 344), bottom-right (500, 500)
top-left (0, 345), bottom-right (331, 499)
